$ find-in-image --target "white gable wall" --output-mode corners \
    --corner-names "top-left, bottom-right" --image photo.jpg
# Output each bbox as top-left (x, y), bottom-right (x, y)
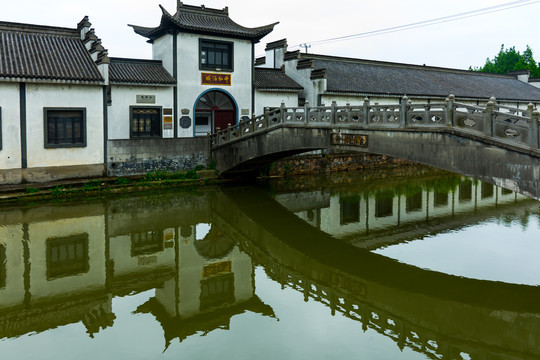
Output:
top-left (0, 84), bottom-right (21, 170)
top-left (153, 34), bottom-right (174, 76)
top-left (254, 90), bottom-right (299, 115)
top-left (175, 33), bottom-right (253, 137)
top-left (25, 84), bottom-right (104, 168)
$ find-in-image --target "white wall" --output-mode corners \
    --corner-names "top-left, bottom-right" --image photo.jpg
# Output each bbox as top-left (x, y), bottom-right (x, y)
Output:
top-left (153, 34), bottom-right (174, 76)
top-left (0, 83), bottom-right (21, 170)
top-left (173, 33), bottom-right (254, 137)
top-left (254, 90), bottom-right (299, 115)
top-left (25, 84), bottom-right (104, 168)
top-left (283, 59), bottom-right (319, 105)
top-left (108, 85), bottom-right (174, 139)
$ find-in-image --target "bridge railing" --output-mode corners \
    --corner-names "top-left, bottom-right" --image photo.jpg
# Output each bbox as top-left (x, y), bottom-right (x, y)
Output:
top-left (212, 95), bottom-right (540, 151)
top-left (453, 99), bottom-right (540, 149)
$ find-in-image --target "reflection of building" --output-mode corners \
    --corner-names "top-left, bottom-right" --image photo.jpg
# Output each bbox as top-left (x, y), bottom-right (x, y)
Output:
top-left (138, 220), bottom-right (274, 346)
top-left (278, 177), bottom-right (528, 248)
top-left (0, 204), bottom-right (113, 339)
top-left (0, 192), bottom-right (274, 347)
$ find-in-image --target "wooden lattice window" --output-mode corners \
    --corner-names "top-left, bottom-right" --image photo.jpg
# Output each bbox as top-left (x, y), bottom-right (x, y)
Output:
top-left (131, 107), bottom-right (161, 138)
top-left (44, 108), bottom-right (86, 148)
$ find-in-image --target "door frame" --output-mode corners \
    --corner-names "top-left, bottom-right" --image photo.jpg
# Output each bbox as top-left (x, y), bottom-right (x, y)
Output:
top-left (193, 88), bottom-right (239, 137)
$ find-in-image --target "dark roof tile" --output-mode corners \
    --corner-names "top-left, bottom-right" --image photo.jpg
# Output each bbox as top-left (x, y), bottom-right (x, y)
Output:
top-left (130, 3), bottom-right (277, 42)
top-left (303, 54), bottom-right (540, 102)
top-left (254, 68), bottom-right (302, 91)
top-left (0, 21), bottom-right (103, 83)
top-left (109, 58), bottom-right (176, 85)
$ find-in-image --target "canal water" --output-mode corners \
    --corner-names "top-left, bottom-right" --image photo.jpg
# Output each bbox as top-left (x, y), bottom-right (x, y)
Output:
top-left (0, 167), bottom-right (539, 360)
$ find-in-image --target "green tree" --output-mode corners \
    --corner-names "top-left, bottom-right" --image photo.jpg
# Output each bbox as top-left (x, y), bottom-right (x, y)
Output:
top-left (470, 45), bottom-right (540, 77)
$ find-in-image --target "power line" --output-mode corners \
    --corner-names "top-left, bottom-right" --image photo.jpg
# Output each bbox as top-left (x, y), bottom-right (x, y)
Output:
top-left (289, 0), bottom-right (540, 50)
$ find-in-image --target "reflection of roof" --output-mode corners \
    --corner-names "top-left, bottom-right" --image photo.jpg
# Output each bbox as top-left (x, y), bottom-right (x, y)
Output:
top-left (0, 21), bottom-right (103, 83)
top-left (254, 68), bottom-right (303, 92)
top-left (109, 58), bottom-right (176, 85)
top-left (0, 292), bottom-right (111, 340)
top-left (130, 3), bottom-right (277, 42)
top-left (136, 295), bottom-right (276, 348)
top-left (295, 53), bottom-right (540, 102)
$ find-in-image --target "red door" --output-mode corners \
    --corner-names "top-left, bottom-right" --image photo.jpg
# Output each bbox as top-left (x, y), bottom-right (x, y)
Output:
top-left (214, 111), bottom-right (235, 132)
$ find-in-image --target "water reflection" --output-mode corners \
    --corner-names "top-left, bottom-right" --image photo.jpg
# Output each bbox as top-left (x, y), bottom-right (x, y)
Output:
top-left (0, 170), bottom-right (539, 359)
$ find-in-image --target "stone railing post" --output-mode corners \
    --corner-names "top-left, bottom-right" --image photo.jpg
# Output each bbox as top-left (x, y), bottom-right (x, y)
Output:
top-left (264, 107), bottom-right (269, 128)
top-left (531, 110), bottom-right (540, 148)
top-left (400, 95), bottom-right (409, 126)
top-left (527, 103), bottom-right (535, 118)
top-left (485, 100), bottom-right (494, 137)
top-left (304, 100), bottom-right (310, 124)
top-left (363, 97), bottom-right (369, 125)
top-left (445, 94), bottom-right (455, 127)
top-left (331, 101), bottom-right (337, 124)
top-left (280, 101), bottom-right (286, 123)
top-left (490, 96), bottom-right (497, 111)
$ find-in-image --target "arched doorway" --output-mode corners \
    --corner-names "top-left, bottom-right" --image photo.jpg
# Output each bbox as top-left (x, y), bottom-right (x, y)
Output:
top-left (194, 90), bottom-right (237, 136)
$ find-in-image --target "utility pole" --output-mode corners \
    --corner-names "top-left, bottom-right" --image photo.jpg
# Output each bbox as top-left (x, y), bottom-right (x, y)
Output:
top-left (300, 43), bottom-right (311, 54)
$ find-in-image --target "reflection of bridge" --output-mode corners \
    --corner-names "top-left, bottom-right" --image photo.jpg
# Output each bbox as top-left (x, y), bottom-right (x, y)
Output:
top-left (215, 188), bottom-right (540, 360)
top-left (212, 97), bottom-right (540, 199)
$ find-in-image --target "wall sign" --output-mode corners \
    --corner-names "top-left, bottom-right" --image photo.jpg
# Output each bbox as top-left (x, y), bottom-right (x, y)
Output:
top-left (202, 73), bottom-right (231, 86)
top-left (136, 95), bottom-right (156, 104)
top-left (331, 133), bottom-right (368, 148)
top-left (163, 116), bottom-right (173, 130)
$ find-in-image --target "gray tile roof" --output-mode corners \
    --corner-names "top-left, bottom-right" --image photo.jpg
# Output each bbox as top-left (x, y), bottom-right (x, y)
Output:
top-left (130, 3), bottom-right (277, 42)
top-left (304, 54), bottom-right (540, 102)
top-left (0, 21), bottom-right (103, 83)
top-left (109, 58), bottom-right (176, 85)
top-left (254, 68), bottom-right (302, 91)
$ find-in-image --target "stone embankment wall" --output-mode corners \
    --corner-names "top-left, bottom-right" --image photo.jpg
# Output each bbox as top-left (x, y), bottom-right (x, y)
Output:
top-left (107, 138), bottom-right (211, 176)
top-left (267, 152), bottom-right (415, 177)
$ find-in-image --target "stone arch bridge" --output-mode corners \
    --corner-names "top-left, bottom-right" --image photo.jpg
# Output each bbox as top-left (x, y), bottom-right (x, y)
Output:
top-left (211, 95), bottom-right (540, 199)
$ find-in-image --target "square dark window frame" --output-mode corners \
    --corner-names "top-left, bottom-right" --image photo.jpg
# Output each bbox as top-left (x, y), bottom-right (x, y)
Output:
top-left (129, 106), bottom-right (163, 139)
top-left (199, 38), bottom-right (234, 72)
top-left (43, 108), bottom-right (87, 148)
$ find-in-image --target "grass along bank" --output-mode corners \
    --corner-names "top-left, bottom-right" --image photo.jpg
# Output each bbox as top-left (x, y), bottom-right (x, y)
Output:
top-left (0, 168), bottom-right (221, 204)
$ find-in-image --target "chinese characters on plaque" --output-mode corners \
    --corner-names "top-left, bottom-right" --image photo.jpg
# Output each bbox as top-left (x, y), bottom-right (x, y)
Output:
top-left (201, 73), bottom-right (231, 86)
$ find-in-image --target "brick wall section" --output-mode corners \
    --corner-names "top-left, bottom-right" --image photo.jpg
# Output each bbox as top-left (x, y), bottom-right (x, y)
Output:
top-left (107, 138), bottom-right (211, 176)
top-left (267, 152), bottom-right (415, 176)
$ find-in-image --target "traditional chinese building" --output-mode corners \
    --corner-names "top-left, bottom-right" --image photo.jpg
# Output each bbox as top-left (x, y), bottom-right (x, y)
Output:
top-left (259, 40), bottom-right (540, 108)
top-left (129, 2), bottom-right (278, 137)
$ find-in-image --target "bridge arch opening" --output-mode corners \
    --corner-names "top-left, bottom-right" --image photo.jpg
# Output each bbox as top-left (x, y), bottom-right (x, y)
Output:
top-left (194, 90), bottom-right (237, 136)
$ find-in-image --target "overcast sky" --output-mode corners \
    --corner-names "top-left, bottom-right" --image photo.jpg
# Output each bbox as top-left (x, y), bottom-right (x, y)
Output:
top-left (3, 0), bottom-right (540, 70)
